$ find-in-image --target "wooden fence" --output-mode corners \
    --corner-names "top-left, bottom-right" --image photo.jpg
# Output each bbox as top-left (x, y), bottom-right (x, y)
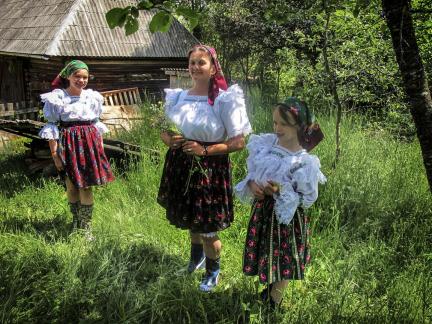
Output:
top-left (100, 87), bottom-right (141, 106)
top-left (0, 101), bottom-right (40, 120)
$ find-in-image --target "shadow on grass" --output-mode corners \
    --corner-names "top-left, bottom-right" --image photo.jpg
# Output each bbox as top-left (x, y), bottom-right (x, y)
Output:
top-left (0, 153), bottom-right (50, 198)
top-left (0, 213), bottom-right (71, 241)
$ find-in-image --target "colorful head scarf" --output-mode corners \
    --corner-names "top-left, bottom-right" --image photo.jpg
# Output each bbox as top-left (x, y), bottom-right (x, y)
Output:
top-left (188, 45), bottom-right (228, 106)
top-left (51, 60), bottom-right (89, 89)
top-left (279, 97), bottom-right (324, 151)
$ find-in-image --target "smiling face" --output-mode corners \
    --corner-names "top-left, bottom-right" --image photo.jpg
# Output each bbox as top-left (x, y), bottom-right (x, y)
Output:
top-left (66, 68), bottom-right (89, 93)
top-left (273, 106), bottom-right (300, 147)
top-left (188, 49), bottom-right (216, 84)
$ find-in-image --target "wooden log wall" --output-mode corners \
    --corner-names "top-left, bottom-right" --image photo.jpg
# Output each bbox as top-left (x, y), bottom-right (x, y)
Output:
top-left (0, 56), bottom-right (26, 103)
top-left (25, 57), bottom-right (188, 103)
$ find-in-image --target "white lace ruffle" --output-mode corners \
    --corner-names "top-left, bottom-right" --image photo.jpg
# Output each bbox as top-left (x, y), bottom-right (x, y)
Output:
top-left (234, 174), bottom-right (255, 203)
top-left (38, 123), bottom-right (60, 140)
top-left (94, 121), bottom-right (109, 134)
top-left (273, 182), bottom-right (300, 225)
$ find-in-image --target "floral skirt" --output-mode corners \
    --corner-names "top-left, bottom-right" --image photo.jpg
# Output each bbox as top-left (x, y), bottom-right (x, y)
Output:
top-left (58, 122), bottom-right (114, 188)
top-left (243, 197), bottom-right (310, 284)
top-left (157, 146), bottom-right (234, 234)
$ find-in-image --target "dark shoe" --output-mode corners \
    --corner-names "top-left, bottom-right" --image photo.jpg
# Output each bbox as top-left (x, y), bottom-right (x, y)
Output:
top-left (199, 257), bottom-right (220, 292)
top-left (260, 284), bottom-right (278, 310)
top-left (79, 204), bottom-right (94, 241)
top-left (187, 243), bottom-right (205, 273)
top-left (187, 254), bottom-right (206, 273)
top-left (69, 201), bottom-right (80, 232)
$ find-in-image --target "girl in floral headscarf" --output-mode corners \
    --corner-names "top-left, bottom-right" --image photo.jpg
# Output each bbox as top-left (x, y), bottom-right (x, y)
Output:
top-left (235, 98), bottom-right (326, 309)
top-left (39, 60), bottom-right (114, 240)
top-left (157, 45), bottom-right (252, 292)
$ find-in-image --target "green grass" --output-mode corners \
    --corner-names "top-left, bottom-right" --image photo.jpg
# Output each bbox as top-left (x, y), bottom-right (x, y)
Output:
top-left (0, 104), bottom-right (431, 323)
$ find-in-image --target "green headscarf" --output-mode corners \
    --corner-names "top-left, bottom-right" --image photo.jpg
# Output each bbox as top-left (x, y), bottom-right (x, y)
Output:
top-left (281, 97), bottom-right (314, 128)
top-left (59, 60), bottom-right (89, 78)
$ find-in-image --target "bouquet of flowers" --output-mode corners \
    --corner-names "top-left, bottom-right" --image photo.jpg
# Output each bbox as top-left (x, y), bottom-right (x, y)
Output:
top-left (159, 116), bottom-right (209, 195)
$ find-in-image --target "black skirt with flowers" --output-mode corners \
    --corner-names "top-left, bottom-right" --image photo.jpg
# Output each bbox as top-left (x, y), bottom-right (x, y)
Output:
top-left (243, 197), bottom-right (311, 284)
top-left (157, 146), bottom-right (234, 234)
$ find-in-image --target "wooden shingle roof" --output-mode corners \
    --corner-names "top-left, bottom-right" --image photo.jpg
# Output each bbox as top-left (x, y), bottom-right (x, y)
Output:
top-left (0, 0), bottom-right (198, 58)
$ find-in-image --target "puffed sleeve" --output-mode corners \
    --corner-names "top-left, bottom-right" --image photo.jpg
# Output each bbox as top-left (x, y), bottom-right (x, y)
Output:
top-left (87, 89), bottom-right (109, 135)
top-left (291, 154), bottom-right (326, 208)
top-left (38, 89), bottom-right (64, 140)
top-left (164, 88), bottom-right (183, 112)
top-left (234, 133), bottom-right (275, 202)
top-left (216, 84), bottom-right (252, 139)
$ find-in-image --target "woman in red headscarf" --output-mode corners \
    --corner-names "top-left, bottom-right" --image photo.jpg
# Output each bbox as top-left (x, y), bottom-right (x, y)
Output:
top-left (157, 45), bottom-right (252, 292)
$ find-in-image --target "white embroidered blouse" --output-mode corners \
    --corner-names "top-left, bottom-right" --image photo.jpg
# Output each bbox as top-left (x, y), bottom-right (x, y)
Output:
top-left (164, 84), bottom-right (252, 142)
top-left (38, 88), bottom-right (109, 140)
top-left (235, 133), bottom-right (326, 225)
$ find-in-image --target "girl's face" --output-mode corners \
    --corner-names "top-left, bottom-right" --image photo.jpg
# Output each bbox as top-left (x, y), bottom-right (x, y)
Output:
top-left (273, 108), bottom-right (299, 144)
top-left (67, 69), bottom-right (89, 92)
top-left (188, 50), bottom-right (216, 83)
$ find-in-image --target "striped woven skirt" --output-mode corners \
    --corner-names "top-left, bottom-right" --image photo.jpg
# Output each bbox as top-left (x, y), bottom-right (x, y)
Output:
top-left (157, 145), bottom-right (234, 234)
top-left (243, 197), bottom-right (311, 284)
top-left (58, 121), bottom-right (114, 188)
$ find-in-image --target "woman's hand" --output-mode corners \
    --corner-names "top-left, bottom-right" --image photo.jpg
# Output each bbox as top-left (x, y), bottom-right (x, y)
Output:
top-left (263, 180), bottom-right (280, 196)
top-left (161, 132), bottom-right (185, 149)
top-left (182, 140), bottom-right (205, 156)
top-left (248, 180), bottom-right (265, 200)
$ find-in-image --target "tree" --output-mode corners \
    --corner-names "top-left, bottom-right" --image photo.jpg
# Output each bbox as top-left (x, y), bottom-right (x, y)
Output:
top-left (382, 0), bottom-right (432, 191)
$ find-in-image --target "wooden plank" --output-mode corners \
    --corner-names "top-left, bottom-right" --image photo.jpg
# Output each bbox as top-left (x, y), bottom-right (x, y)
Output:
top-left (0, 111), bottom-right (14, 117)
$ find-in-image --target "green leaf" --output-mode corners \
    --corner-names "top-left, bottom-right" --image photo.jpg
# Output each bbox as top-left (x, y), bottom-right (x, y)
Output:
top-left (189, 17), bottom-right (199, 30)
top-left (353, 0), bottom-right (371, 17)
top-left (137, 0), bottom-right (153, 10)
top-left (131, 7), bottom-right (139, 18)
top-left (149, 11), bottom-right (173, 33)
top-left (105, 8), bottom-right (128, 29)
top-left (125, 16), bottom-right (139, 36)
top-left (175, 6), bottom-right (198, 20)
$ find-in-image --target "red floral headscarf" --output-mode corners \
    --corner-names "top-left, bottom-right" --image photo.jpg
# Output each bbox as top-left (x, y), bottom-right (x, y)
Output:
top-left (188, 45), bottom-right (228, 106)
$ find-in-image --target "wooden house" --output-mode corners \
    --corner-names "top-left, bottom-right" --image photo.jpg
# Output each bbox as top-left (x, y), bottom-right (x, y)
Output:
top-left (0, 0), bottom-right (198, 106)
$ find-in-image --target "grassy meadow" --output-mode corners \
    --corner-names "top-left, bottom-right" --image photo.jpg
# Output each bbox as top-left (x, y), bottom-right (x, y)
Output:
top-left (0, 102), bottom-right (431, 323)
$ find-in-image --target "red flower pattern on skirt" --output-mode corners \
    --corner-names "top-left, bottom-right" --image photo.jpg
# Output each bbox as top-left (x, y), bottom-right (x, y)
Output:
top-left (59, 124), bottom-right (114, 188)
top-left (242, 197), bottom-right (311, 284)
top-left (157, 145), bottom-right (234, 233)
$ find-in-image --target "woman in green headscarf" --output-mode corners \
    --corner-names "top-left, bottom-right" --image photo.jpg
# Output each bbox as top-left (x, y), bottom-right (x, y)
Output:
top-left (39, 60), bottom-right (114, 239)
top-left (234, 98), bottom-right (326, 309)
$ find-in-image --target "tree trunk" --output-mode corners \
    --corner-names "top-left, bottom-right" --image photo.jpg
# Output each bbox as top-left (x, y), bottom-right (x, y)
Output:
top-left (322, 5), bottom-right (343, 166)
top-left (382, 0), bottom-right (432, 192)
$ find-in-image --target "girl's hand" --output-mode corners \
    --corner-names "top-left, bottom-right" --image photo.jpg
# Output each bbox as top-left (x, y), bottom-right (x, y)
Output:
top-left (248, 180), bottom-right (265, 200)
top-left (52, 154), bottom-right (63, 171)
top-left (182, 140), bottom-right (205, 156)
top-left (263, 180), bottom-right (280, 196)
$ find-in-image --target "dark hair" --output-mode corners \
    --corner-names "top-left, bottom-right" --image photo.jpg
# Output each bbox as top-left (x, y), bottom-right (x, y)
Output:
top-left (187, 45), bottom-right (214, 65)
top-left (60, 76), bottom-right (69, 89)
top-left (275, 104), bottom-right (298, 127)
top-left (274, 104), bottom-right (307, 145)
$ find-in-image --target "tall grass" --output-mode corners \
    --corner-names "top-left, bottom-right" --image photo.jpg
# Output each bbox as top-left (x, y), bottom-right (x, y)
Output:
top-left (0, 100), bottom-right (430, 323)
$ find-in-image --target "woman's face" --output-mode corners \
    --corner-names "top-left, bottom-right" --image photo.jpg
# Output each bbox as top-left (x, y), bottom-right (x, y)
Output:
top-left (273, 108), bottom-right (299, 144)
top-left (67, 69), bottom-right (89, 91)
top-left (188, 50), bottom-right (216, 83)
